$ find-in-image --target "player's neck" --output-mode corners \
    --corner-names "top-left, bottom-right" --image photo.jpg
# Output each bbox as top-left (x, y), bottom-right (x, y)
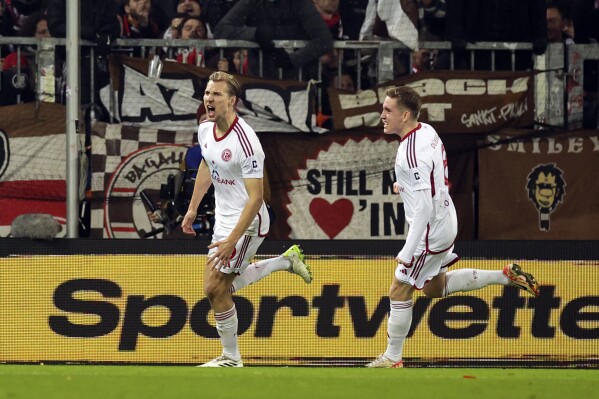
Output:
top-left (214, 111), bottom-right (237, 137)
top-left (399, 121), bottom-right (419, 139)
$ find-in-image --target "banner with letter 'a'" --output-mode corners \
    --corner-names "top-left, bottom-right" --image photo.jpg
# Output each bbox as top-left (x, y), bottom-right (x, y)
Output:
top-left (478, 129), bottom-right (599, 239)
top-left (327, 70), bottom-right (534, 134)
top-left (102, 55), bottom-right (316, 134)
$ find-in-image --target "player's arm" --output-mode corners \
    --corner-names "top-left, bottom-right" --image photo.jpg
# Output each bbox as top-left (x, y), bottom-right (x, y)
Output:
top-left (397, 188), bottom-right (433, 265)
top-left (181, 159), bottom-right (212, 235)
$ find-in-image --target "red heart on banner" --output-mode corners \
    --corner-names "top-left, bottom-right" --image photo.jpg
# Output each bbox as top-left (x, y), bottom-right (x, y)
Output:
top-left (309, 198), bottom-right (354, 239)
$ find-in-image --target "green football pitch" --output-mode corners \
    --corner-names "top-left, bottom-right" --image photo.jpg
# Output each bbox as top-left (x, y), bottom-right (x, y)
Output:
top-left (1, 365), bottom-right (597, 399)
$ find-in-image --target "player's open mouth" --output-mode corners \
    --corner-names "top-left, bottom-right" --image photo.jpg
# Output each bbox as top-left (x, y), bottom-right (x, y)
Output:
top-left (206, 105), bottom-right (215, 117)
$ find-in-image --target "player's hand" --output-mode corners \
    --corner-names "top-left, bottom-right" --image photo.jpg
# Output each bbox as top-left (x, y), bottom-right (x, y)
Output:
top-left (396, 255), bottom-right (412, 267)
top-left (393, 182), bottom-right (400, 194)
top-left (207, 238), bottom-right (235, 270)
top-left (181, 210), bottom-right (198, 236)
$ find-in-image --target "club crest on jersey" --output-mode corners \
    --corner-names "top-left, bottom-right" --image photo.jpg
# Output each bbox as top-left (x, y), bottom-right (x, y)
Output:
top-left (526, 163), bottom-right (566, 232)
top-left (221, 149), bottom-right (232, 162)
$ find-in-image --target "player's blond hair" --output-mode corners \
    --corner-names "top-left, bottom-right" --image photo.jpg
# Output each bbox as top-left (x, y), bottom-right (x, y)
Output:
top-left (386, 86), bottom-right (421, 119)
top-left (208, 71), bottom-right (241, 99)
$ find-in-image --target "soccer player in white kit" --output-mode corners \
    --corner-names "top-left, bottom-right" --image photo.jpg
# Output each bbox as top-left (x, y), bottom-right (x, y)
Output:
top-left (366, 86), bottom-right (540, 368)
top-left (181, 72), bottom-right (312, 367)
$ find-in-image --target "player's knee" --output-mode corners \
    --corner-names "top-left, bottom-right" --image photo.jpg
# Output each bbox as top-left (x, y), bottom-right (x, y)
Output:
top-left (204, 279), bottom-right (226, 301)
top-left (422, 286), bottom-right (444, 298)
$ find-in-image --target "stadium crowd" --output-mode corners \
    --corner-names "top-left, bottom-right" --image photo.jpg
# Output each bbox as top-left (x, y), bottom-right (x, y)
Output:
top-left (0, 0), bottom-right (598, 127)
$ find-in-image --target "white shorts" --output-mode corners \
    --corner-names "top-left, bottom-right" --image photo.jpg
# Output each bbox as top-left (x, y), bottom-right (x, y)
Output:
top-left (395, 246), bottom-right (460, 289)
top-left (209, 234), bottom-right (264, 275)
top-left (395, 207), bottom-right (459, 289)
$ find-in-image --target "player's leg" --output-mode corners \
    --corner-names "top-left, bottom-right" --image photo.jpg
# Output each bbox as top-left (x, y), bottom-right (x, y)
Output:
top-left (200, 262), bottom-right (240, 367)
top-left (231, 244), bottom-right (312, 293)
top-left (367, 246), bottom-right (453, 368)
top-left (366, 278), bottom-right (414, 368)
top-left (199, 235), bottom-right (262, 367)
top-left (423, 251), bottom-right (540, 298)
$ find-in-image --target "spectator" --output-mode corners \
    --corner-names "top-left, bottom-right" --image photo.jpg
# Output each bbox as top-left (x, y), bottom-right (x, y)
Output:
top-left (47, 0), bottom-right (120, 114)
top-left (446, 0), bottom-right (547, 71)
top-left (199, 0), bottom-right (236, 36)
top-left (418, 0), bottom-right (445, 41)
top-left (47, 0), bottom-right (120, 45)
top-left (359, 0), bottom-right (418, 84)
top-left (212, 48), bottom-right (249, 74)
top-left (317, 65), bottom-right (356, 129)
top-left (313, 0), bottom-right (344, 40)
top-left (175, 15), bottom-right (209, 66)
top-left (120, 0), bottom-right (160, 39)
top-left (359, 0), bottom-right (419, 50)
top-left (411, 48), bottom-right (433, 73)
top-left (331, 70), bottom-right (355, 92)
top-left (163, 12), bottom-right (187, 40)
top-left (314, 0), bottom-right (356, 87)
top-left (20, 9), bottom-right (49, 38)
top-left (547, 2), bottom-right (574, 44)
top-left (1, 0), bottom-right (45, 36)
top-left (338, 0), bottom-right (368, 40)
top-left (177, 0), bottom-right (201, 16)
top-left (214, 0), bottom-right (333, 80)
top-left (0, 52), bottom-right (33, 105)
top-left (417, 0), bottom-right (450, 70)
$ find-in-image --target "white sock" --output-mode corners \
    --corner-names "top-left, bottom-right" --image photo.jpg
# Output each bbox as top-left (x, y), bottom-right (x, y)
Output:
top-left (384, 300), bottom-right (412, 362)
top-left (444, 269), bottom-right (509, 296)
top-left (214, 305), bottom-right (241, 361)
top-left (231, 256), bottom-right (290, 293)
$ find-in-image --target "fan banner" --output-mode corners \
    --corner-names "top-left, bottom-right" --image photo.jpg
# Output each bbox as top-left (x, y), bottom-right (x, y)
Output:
top-left (89, 122), bottom-right (196, 238)
top-left (327, 70), bottom-right (534, 133)
top-left (101, 55), bottom-right (316, 133)
top-left (477, 129), bottom-right (599, 239)
top-left (261, 129), bottom-right (407, 240)
top-left (0, 102), bottom-right (72, 237)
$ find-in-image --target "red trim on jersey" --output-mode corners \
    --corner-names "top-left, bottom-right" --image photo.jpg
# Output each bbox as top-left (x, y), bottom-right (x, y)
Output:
top-left (430, 166), bottom-right (435, 197)
top-left (406, 134), bottom-right (418, 168)
top-left (443, 254), bottom-right (461, 268)
top-left (233, 124), bottom-right (254, 157)
top-left (400, 122), bottom-right (421, 142)
top-left (425, 222), bottom-right (456, 255)
top-left (213, 116), bottom-right (239, 142)
top-left (410, 251), bottom-right (427, 280)
top-left (257, 212), bottom-right (268, 237)
top-left (232, 235), bottom-right (251, 270)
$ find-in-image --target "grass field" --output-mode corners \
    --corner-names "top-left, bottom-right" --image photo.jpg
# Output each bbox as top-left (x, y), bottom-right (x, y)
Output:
top-left (1, 365), bottom-right (598, 399)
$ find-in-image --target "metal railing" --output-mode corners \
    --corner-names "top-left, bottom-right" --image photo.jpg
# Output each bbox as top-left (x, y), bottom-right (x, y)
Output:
top-left (1, 37), bottom-right (598, 130)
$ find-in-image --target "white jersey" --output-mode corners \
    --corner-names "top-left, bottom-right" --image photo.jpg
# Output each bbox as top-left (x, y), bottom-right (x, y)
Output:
top-left (198, 116), bottom-right (270, 237)
top-left (395, 122), bottom-right (456, 260)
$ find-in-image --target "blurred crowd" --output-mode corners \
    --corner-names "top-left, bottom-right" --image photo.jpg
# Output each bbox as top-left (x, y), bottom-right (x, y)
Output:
top-left (1, 0), bottom-right (598, 127)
